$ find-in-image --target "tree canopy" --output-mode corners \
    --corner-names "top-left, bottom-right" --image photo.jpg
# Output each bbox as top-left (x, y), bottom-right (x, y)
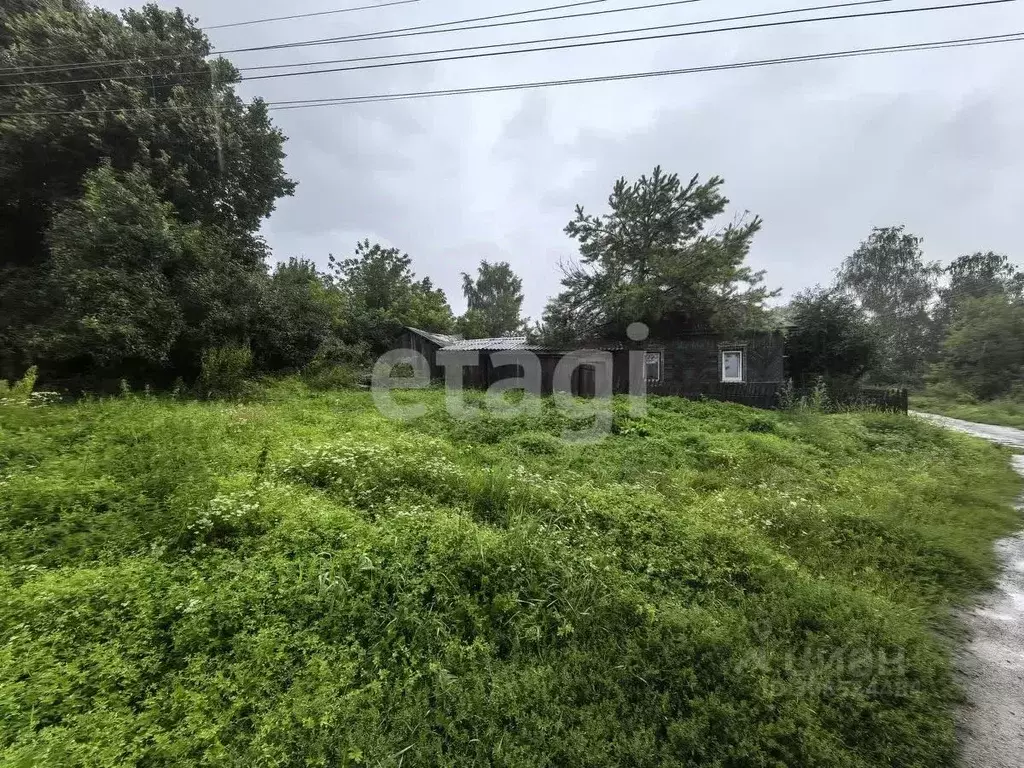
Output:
top-left (932, 252), bottom-right (1024, 341)
top-left (785, 287), bottom-right (879, 386)
top-left (458, 260), bottom-right (525, 339)
top-left (253, 259), bottom-right (346, 373)
top-left (932, 295), bottom-right (1024, 400)
top-left (329, 241), bottom-right (455, 355)
top-left (541, 167), bottom-right (774, 343)
top-left (836, 226), bottom-right (940, 386)
top-left (0, 1), bottom-right (294, 383)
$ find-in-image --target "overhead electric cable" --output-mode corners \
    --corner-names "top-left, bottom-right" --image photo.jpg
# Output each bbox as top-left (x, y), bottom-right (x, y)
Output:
top-left (2, 31), bottom-right (1020, 118)
top-left (205, 0), bottom-right (423, 30)
top-left (0, 0), bottom-right (1010, 90)
top-left (0, 0), bottom-right (712, 75)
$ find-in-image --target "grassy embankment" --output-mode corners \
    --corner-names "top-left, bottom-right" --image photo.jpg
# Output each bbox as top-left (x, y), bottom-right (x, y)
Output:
top-left (911, 393), bottom-right (1024, 430)
top-left (1, 383), bottom-right (1020, 767)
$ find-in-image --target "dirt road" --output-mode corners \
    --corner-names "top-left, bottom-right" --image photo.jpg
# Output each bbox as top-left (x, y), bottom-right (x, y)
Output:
top-left (913, 411), bottom-right (1024, 768)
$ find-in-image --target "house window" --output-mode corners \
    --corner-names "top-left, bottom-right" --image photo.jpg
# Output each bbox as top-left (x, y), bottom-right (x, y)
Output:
top-left (721, 350), bottom-right (744, 383)
top-left (645, 352), bottom-right (663, 382)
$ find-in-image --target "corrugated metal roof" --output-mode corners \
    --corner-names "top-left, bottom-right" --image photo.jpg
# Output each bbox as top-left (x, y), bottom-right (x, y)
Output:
top-left (441, 336), bottom-right (535, 352)
top-left (405, 326), bottom-right (636, 354)
top-left (406, 327), bottom-right (463, 347)
top-left (440, 337), bottom-right (638, 353)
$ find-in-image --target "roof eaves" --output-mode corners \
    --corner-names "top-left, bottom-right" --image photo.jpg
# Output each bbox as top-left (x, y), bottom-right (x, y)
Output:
top-left (406, 326), bottom-right (464, 346)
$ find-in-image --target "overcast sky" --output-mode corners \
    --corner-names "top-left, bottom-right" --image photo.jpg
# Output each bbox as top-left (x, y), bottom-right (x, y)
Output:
top-left (94, 0), bottom-right (1024, 318)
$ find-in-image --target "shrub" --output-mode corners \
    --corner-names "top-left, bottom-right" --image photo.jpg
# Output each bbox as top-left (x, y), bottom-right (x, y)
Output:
top-left (511, 431), bottom-right (563, 455)
top-left (0, 365), bottom-right (37, 405)
top-left (302, 338), bottom-right (369, 391)
top-left (745, 417), bottom-right (777, 434)
top-left (199, 345), bottom-right (253, 399)
top-left (776, 378), bottom-right (797, 410)
top-left (303, 364), bottom-right (359, 391)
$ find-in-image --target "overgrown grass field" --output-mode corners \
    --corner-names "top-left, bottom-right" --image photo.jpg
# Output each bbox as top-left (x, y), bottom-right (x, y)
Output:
top-left (911, 393), bottom-right (1024, 430)
top-left (1, 384), bottom-right (1020, 767)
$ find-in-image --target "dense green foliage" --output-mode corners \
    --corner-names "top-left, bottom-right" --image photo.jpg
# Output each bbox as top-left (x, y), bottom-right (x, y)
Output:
top-left (931, 296), bottom-right (1024, 400)
top-left (836, 227), bottom-right (940, 387)
top-left (0, 3), bottom-right (454, 390)
top-left (1, 387), bottom-right (1019, 766)
top-left (328, 241), bottom-right (456, 356)
top-left (922, 253), bottom-right (1024, 402)
top-left (785, 287), bottom-right (879, 386)
top-left (458, 261), bottom-right (526, 339)
top-left (933, 252), bottom-right (1024, 340)
top-left (542, 167), bottom-right (775, 343)
top-left (253, 259), bottom-right (348, 374)
top-left (0, 2), bottom-right (293, 386)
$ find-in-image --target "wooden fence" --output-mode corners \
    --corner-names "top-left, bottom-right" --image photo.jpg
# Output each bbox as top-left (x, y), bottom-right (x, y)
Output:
top-left (824, 387), bottom-right (909, 414)
top-left (646, 382), bottom-right (909, 414)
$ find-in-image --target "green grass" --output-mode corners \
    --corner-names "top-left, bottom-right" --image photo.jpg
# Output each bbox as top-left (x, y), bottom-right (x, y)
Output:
top-left (911, 393), bottom-right (1024, 430)
top-left (1, 383), bottom-right (1020, 767)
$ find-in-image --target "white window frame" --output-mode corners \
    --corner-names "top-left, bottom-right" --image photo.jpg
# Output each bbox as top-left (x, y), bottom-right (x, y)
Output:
top-left (645, 352), bottom-right (663, 382)
top-left (720, 349), bottom-right (745, 383)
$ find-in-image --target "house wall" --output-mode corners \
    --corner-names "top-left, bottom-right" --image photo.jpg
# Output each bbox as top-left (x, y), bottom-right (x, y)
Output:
top-left (602, 333), bottom-right (785, 395)
top-left (398, 329), bottom-right (785, 401)
top-left (656, 332), bottom-right (785, 390)
top-left (395, 330), bottom-right (444, 380)
top-left (460, 353), bottom-right (567, 395)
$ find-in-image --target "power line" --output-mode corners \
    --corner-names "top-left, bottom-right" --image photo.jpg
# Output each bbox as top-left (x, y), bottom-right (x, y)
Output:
top-left (2, 32), bottom-right (1020, 118)
top-left (0, 0), bottom-right (710, 75)
top-left (268, 33), bottom-right (1024, 110)
top-left (0, 0), bottom-right (896, 89)
top-left (6, 0), bottom-right (425, 60)
top-left (205, 0), bottom-right (422, 30)
top-left (129, 0), bottom-right (1024, 83)
top-left (0, 0), bottom-right (1010, 92)
top-left (221, 0), bottom-right (706, 54)
top-left (0, 0), bottom-right (620, 74)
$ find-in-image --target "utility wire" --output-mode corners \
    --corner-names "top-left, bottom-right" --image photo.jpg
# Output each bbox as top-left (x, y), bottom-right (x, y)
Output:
top-left (6, 0), bottom-right (425, 59)
top-left (205, 0), bottom-right (422, 30)
top-left (268, 32), bottom-right (1024, 110)
top-left (2, 32), bottom-right (1020, 118)
top-left (0, 0), bottom-right (710, 75)
top-left (222, 0), bottom-right (706, 54)
top-left (0, 0), bottom-right (1010, 91)
top-left (241, 0), bottom-right (1018, 81)
top-left (0, 0), bottom-right (898, 89)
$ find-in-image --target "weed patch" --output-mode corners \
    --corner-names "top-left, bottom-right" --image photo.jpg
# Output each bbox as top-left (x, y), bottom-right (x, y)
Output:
top-left (0, 385), bottom-right (1019, 766)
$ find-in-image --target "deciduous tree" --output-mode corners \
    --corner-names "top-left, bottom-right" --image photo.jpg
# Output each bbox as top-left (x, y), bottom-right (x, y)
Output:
top-left (329, 241), bottom-right (454, 354)
top-left (933, 295), bottom-right (1024, 399)
top-left (253, 259), bottom-right (344, 372)
top-left (0, 2), bottom-right (294, 381)
top-left (837, 226), bottom-right (940, 386)
top-left (785, 287), bottom-right (878, 386)
top-left (39, 163), bottom-right (184, 375)
top-left (932, 252), bottom-right (1024, 342)
top-left (458, 260), bottom-right (525, 338)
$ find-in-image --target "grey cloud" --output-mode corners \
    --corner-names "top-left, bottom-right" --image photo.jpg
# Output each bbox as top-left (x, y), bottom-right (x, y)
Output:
top-left (92, 0), bottom-right (1024, 316)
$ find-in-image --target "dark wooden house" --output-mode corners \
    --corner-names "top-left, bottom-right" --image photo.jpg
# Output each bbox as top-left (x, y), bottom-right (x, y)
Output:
top-left (396, 326), bottom-right (787, 407)
top-left (631, 331), bottom-right (786, 407)
top-left (395, 327), bottom-right (464, 380)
